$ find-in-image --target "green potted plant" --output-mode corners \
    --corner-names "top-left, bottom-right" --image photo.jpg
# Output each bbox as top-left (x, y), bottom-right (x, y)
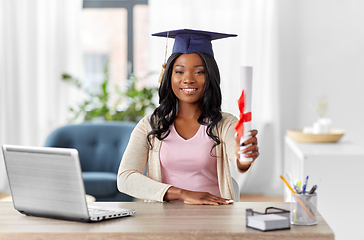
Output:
top-left (62, 64), bottom-right (158, 122)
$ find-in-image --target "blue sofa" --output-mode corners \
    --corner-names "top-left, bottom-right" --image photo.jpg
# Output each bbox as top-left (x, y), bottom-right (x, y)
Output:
top-left (44, 121), bottom-right (137, 202)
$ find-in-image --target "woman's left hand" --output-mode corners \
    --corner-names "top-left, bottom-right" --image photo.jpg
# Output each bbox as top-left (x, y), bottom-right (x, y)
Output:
top-left (235, 129), bottom-right (259, 172)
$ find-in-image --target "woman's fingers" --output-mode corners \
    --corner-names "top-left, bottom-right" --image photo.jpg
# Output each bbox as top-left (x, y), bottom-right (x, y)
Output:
top-left (240, 149), bottom-right (259, 160)
top-left (238, 144), bottom-right (259, 159)
top-left (181, 190), bottom-right (233, 206)
top-left (235, 129), bottom-right (259, 163)
top-left (238, 144), bottom-right (258, 154)
top-left (235, 130), bottom-right (258, 145)
top-left (249, 129), bottom-right (258, 137)
top-left (241, 136), bottom-right (258, 146)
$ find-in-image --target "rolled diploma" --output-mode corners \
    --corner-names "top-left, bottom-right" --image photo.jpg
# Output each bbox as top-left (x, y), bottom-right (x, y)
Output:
top-left (239, 66), bottom-right (253, 162)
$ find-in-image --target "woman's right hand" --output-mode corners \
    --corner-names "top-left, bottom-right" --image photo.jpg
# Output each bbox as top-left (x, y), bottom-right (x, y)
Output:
top-left (164, 186), bottom-right (233, 205)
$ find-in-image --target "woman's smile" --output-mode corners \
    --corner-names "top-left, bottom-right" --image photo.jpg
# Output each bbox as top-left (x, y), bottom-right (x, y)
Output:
top-left (180, 87), bottom-right (198, 94)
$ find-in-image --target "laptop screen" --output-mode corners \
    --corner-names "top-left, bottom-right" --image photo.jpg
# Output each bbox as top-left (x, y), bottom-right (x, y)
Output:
top-left (2, 145), bottom-right (90, 220)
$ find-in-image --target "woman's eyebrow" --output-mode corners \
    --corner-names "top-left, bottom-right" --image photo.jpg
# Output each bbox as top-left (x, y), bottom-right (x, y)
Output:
top-left (174, 64), bottom-right (204, 68)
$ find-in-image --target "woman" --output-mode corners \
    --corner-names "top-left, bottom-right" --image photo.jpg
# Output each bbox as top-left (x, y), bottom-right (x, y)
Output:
top-left (117, 29), bottom-right (259, 205)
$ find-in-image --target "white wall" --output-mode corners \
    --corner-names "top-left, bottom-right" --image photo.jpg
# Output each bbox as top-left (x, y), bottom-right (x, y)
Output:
top-left (277, 0), bottom-right (364, 147)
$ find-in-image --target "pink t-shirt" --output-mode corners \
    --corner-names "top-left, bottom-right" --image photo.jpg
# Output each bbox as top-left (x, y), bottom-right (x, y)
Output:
top-left (160, 124), bottom-right (220, 197)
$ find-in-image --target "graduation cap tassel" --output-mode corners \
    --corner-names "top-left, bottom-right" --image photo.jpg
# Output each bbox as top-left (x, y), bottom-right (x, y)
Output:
top-left (158, 63), bottom-right (166, 84)
top-left (158, 31), bottom-right (169, 84)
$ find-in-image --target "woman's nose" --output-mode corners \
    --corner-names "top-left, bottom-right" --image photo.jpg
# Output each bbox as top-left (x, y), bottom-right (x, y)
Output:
top-left (183, 72), bottom-right (195, 83)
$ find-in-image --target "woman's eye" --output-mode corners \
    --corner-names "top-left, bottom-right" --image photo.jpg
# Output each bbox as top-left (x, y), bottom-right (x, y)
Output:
top-left (175, 71), bottom-right (183, 74)
top-left (196, 71), bottom-right (205, 74)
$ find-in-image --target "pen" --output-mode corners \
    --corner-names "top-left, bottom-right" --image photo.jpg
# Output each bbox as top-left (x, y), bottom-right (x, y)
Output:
top-left (280, 175), bottom-right (295, 194)
top-left (293, 184), bottom-right (301, 194)
top-left (283, 173), bottom-right (294, 190)
top-left (302, 176), bottom-right (309, 194)
top-left (309, 184), bottom-right (317, 194)
top-left (296, 181), bottom-right (302, 192)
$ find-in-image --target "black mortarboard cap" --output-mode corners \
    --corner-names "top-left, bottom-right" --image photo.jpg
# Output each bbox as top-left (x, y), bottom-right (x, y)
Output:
top-left (152, 29), bottom-right (237, 57)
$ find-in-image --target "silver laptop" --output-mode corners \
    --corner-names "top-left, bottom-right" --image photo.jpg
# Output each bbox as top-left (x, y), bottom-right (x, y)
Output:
top-left (2, 144), bottom-right (136, 222)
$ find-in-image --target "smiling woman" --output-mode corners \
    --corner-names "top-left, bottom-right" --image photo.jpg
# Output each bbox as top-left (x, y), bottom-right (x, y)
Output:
top-left (117, 29), bottom-right (259, 205)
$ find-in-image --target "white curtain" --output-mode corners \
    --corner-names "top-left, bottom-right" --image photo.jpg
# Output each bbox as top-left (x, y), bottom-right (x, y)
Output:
top-left (149, 0), bottom-right (282, 195)
top-left (0, 0), bottom-right (83, 193)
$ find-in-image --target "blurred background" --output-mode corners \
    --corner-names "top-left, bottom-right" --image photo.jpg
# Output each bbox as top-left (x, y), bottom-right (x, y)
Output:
top-left (1, 0), bottom-right (364, 203)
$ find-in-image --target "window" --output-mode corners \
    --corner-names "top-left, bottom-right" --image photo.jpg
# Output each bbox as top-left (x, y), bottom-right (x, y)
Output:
top-left (82, 0), bottom-right (149, 93)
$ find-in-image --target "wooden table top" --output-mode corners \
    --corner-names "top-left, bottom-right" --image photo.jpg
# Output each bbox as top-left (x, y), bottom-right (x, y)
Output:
top-left (0, 201), bottom-right (334, 240)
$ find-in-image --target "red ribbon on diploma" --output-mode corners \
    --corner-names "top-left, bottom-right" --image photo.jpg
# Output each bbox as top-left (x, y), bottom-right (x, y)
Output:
top-left (235, 90), bottom-right (252, 139)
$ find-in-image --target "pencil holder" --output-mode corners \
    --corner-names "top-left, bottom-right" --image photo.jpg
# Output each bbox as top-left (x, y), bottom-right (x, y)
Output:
top-left (290, 193), bottom-right (317, 225)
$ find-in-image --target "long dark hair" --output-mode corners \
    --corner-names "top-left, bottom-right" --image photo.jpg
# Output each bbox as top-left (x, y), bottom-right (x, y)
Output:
top-left (147, 52), bottom-right (222, 151)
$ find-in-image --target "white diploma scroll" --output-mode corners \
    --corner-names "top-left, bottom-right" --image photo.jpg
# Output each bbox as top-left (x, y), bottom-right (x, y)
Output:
top-left (239, 66), bottom-right (253, 162)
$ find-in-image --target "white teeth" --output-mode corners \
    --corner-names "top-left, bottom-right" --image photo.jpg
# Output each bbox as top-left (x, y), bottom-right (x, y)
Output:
top-left (182, 88), bottom-right (197, 93)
